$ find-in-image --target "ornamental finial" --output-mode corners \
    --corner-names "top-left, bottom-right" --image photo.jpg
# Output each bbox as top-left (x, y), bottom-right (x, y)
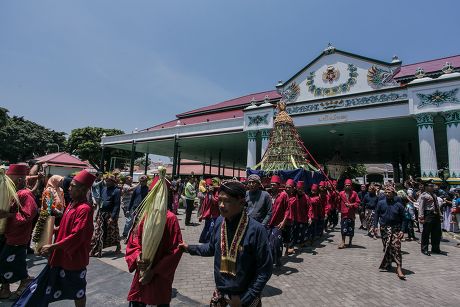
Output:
top-left (442, 62), bottom-right (454, 74)
top-left (415, 67), bottom-right (426, 79)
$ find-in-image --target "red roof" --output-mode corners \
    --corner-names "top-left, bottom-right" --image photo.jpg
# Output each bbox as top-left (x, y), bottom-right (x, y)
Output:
top-left (395, 54), bottom-right (460, 79)
top-left (147, 109), bottom-right (243, 131)
top-left (36, 152), bottom-right (90, 169)
top-left (177, 90), bottom-right (280, 117)
top-left (145, 90), bottom-right (280, 131)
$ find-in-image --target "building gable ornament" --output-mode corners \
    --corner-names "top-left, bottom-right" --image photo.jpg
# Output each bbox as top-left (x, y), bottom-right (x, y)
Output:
top-left (247, 114), bottom-right (269, 127)
top-left (306, 64), bottom-right (358, 97)
top-left (247, 130), bottom-right (258, 140)
top-left (284, 91), bottom-right (407, 116)
top-left (281, 82), bottom-right (300, 102)
top-left (442, 62), bottom-right (455, 74)
top-left (367, 65), bottom-right (398, 88)
top-left (322, 66), bottom-right (340, 83)
top-left (443, 110), bottom-right (460, 128)
top-left (416, 88), bottom-right (460, 109)
top-left (415, 113), bottom-right (435, 129)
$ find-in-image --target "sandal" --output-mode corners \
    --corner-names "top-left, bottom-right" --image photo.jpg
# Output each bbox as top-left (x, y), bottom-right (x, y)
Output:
top-left (338, 243), bottom-right (346, 249)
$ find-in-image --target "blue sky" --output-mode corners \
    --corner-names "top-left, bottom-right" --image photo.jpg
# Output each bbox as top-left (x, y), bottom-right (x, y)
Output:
top-left (1, 0), bottom-right (459, 134)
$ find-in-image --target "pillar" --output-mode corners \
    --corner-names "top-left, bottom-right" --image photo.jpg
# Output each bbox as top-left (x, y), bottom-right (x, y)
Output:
top-left (129, 140), bottom-right (136, 177)
top-left (144, 153), bottom-right (149, 175)
top-left (392, 162), bottom-right (401, 184)
top-left (99, 145), bottom-right (105, 173)
top-left (172, 135), bottom-right (178, 178)
top-left (246, 131), bottom-right (257, 168)
top-left (260, 129), bottom-right (271, 160)
top-left (415, 113), bottom-right (441, 182)
top-left (442, 110), bottom-right (460, 187)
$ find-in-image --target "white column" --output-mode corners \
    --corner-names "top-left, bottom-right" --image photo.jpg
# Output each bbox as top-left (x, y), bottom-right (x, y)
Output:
top-left (260, 129), bottom-right (271, 160)
top-left (443, 110), bottom-right (460, 187)
top-left (246, 130), bottom-right (257, 168)
top-left (415, 113), bottom-right (440, 182)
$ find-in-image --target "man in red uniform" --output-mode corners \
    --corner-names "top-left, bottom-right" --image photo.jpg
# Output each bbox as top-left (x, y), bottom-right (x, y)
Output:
top-left (338, 179), bottom-right (360, 249)
top-left (0, 164), bottom-right (38, 300)
top-left (13, 169), bottom-right (96, 307)
top-left (310, 181), bottom-right (328, 241)
top-left (291, 181), bottom-right (310, 248)
top-left (125, 208), bottom-right (183, 307)
top-left (198, 178), bottom-right (220, 243)
top-left (267, 175), bottom-right (290, 267)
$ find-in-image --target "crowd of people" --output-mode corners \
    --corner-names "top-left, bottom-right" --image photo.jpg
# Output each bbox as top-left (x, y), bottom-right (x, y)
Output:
top-left (0, 161), bottom-right (459, 306)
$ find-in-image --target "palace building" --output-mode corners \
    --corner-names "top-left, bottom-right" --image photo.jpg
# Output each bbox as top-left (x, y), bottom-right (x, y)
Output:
top-left (102, 45), bottom-right (460, 186)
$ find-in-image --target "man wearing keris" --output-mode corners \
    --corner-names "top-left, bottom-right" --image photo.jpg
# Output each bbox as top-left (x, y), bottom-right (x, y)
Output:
top-left (125, 167), bottom-right (183, 307)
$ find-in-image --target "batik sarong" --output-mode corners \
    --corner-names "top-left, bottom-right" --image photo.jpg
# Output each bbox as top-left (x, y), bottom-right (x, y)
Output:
top-left (292, 222), bottom-right (308, 245)
top-left (199, 217), bottom-right (217, 243)
top-left (379, 225), bottom-right (402, 270)
top-left (90, 211), bottom-right (120, 257)
top-left (365, 209), bottom-right (375, 232)
top-left (12, 265), bottom-right (87, 307)
top-left (0, 244), bottom-right (28, 284)
top-left (268, 227), bottom-right (283, 266)
top-left (340, 218), bottom-right (355, 237)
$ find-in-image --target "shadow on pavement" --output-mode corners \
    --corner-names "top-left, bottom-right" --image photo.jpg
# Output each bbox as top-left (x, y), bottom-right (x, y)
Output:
top-left (262, 284), bottom-right (283, 298)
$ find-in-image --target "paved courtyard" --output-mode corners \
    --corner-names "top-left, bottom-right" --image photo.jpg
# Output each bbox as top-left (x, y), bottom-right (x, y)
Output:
top-left (2, 209), bottom-right (460, 307)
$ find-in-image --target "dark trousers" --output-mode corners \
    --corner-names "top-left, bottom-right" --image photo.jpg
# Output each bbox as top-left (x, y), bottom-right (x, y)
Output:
top-left (421, 211), bottom-right (442, 253)
top-left (129, 302), bottom-right (169, 307)
top-left (185, 198), bottom-right (195, 225)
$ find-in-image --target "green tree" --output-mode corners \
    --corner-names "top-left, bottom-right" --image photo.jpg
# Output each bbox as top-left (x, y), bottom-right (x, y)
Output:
top-left (66, 127), bottom-right (142, 170)
top-left (341, 164), bottom-right (367, 179)
top-left (0, 115), bottom-right (66, 163)
top-left (0, 107), bottom-right (9, 127)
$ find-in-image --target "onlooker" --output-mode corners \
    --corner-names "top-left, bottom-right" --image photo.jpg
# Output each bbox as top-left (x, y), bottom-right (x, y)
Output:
top-left (184, 177), bottom-right (197, 226)
top-left (122, 175), bottom-right (149, 240)
top-left (245, 174), bottom-right (272, 226)
top-left (91, 172), bottom-right (104, 208)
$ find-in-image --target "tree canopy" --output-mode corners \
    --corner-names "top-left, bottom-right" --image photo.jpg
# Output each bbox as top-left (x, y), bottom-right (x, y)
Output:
top-left (66, 127), bottom-right (142, 170)
top-left (0, 113), bottom-right (66, 163)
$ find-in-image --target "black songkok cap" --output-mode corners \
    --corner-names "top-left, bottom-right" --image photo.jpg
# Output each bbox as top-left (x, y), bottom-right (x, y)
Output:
top-left (220, 180), bottom-right (246, 199)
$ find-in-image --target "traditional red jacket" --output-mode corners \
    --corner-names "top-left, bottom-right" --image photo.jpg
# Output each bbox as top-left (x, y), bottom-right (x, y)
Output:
top-left (268, 190), bottom-right (290, 227)
top-left (49, 202), bottom-right (94, 270)
top-left (339, 190), bottom-right (360, 220)
top-left (199, 190), bottom-right (220, 220)
top-left (5, 189), bottom-right (38, 246)
top-left (309, 194), bottom-right (327, 220)
top-left (125, 210), bottom-right (183, 305)
top-left (291, 193), bottom-right (310, 223)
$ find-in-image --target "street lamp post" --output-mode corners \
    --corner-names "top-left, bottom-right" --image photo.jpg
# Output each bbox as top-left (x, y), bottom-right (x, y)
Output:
top-left (47, 143), bottom-right (60, 153)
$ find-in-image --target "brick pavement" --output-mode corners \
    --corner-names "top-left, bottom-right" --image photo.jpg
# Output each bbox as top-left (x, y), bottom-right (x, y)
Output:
top-left (2, 209), bottom-right (459, 306)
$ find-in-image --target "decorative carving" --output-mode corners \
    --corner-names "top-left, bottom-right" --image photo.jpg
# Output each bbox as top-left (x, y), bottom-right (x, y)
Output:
top-left (442, 62), bottom-right (455, 74)
top-left (284, 92), bottom-right (408, 116)
top-left (306, 64), bottom-right (358, 96)
top-left (443, 110), bottom-right (460, 128)
top-left (415, 113), bottom-right (435, 129)
top-left (248, 114), bottom-right (269, 127)
top-left (417, 88), bottom-right (460, 109)
top-left (261, 129), bottom-right (271, 139)
top-left (367, 65), bottom-right (398, 88)
top-left (322, 66), bottom-right (340, 83)
top-left (247, 130), bottom-right (258, 140)
top-left (281, 82), bottom-right (300, 102)
top-left (415, 67), bottom-right (425, 79)
top-left (324, 43), bottom-right (335, 54)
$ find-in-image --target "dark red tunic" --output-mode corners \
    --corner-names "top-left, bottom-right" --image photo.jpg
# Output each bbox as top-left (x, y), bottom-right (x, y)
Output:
top-left (49, 202), bottom-right (94, 270)
top-left (199, 191), bottom-right (220, 220)
top-left (309, 195), bottom-right (327, 220)
top-left (339, 191), bottom-right (360, 220)
top-left (5, 189), bottom-right (38, 246)
top-left (268, 191), bottom-right (290, 227)
top-left (125, 210), bottom-right (183, 305)
top-left (294, 194), bottom-right (310, 223)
